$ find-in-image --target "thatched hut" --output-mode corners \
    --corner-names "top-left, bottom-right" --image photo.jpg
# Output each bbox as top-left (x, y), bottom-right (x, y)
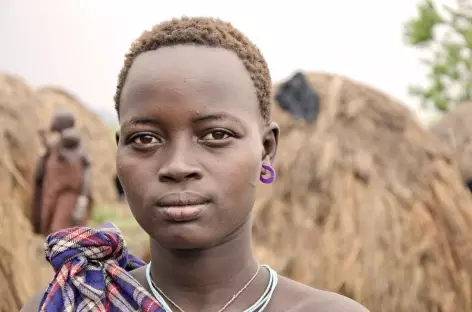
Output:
top-left (0, 74), bottom-right (52, 311)
top-left (0, 74), bottom-right (42, 218)
top-left (251, 72), bottom-right (472, 312)
top-left (430, 101), bottom-right (472, 185)
top-left (35, 87), bottom-right (117, 204)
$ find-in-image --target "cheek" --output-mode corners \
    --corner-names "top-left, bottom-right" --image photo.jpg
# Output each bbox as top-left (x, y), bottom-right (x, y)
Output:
top-left (116, 149), bottom-right (150, 204)
top-left (216, 148), bottom-right (261, 200)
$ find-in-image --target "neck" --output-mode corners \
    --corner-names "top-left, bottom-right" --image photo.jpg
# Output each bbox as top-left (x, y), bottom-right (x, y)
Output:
top-left (149, 221), bottom-right (258, 294)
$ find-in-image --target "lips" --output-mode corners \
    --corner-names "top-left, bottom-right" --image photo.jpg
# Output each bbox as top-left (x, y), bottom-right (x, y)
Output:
top-left (156, 192), bottom-right (210, 207)
top-left (155, 192), bottom-right (210, 222)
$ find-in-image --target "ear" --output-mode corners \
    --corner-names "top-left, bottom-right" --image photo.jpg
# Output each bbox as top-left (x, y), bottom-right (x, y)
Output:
top-left (262, 122), bottom-right (279, 164)
top-left (115, 130), bottom-right (120, 146)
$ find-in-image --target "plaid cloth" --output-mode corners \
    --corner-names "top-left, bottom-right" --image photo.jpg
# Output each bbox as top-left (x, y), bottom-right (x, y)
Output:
top-left (39, 222), bottom-right (165, 312)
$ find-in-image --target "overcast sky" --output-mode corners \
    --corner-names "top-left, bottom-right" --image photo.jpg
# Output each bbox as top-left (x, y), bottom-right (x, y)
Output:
top-left (0, 0), bottom-right (453, 123)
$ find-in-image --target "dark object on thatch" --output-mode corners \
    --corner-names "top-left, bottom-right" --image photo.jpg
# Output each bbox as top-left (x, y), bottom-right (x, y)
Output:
top-left (275, 71), bottom-right (320, 123)
top-left (430, 101), bottom-right (472, 183)
top-left (252, 72), bottom-right (472, 312)
top-left (0, 73), bottom-right (53, 311)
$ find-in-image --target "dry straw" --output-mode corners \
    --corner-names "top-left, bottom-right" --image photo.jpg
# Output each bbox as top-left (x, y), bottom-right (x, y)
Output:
top-left (36, 87), bottom-right (117, 204)
top-left (430, 101), bottom-right (472, 182)
top-left (252, 72), bottom-right (472, 312)
top-left (0, 74), bottom-right (52, 311)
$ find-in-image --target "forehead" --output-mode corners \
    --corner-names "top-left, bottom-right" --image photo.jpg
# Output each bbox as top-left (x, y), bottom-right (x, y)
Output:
top-left (119, 45), bottom-right (260, 122)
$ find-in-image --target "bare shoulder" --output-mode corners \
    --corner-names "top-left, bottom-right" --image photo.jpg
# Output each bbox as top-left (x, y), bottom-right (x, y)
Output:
top-left (128, 266), bottom-right (150, 290)
top-left (20, 286), bottom-right (48, 312)
top-left (272, 276), bottom-right (370, 312)
top-left (295, 289), bottom-right (370, 312)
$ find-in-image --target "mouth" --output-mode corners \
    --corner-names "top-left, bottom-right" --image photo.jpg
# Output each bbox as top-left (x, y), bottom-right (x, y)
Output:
top-left (155, 192), bottom-right (210, 222)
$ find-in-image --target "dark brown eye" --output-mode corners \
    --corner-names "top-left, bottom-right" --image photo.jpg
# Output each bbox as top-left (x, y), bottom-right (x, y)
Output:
top-left (132, 134), bottom-right (159, 145)
top-left (202, 130), bottom-right (231, 140)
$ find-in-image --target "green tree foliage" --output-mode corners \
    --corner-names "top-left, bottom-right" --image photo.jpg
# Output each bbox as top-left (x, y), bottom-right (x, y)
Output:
top-left (404, 0), bottom-right (472, 112)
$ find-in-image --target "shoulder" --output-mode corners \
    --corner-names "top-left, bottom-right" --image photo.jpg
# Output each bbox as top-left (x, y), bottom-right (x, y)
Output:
top-left (273, 276), bottom-right (370, 312)
top-left (128, 265), bottom-right (151, 291)
top-left (296, 290), bottom-right (370, 312)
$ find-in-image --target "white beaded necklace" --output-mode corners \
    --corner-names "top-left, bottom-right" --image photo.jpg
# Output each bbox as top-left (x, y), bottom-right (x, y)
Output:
top-left (145, 263), bottom-right (278, 312)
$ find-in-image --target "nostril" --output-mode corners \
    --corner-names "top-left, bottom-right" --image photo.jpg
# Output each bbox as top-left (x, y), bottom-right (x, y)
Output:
top-left (187, 172), bottom-right (200, 180)
top-left (159, 175), bottom-right (175, 183)
top-left (158, 169), bottom-right (202, 183)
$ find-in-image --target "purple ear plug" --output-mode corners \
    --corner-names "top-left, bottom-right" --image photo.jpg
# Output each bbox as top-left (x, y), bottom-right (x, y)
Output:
top-left (260, 164), bottom-right (276, 184)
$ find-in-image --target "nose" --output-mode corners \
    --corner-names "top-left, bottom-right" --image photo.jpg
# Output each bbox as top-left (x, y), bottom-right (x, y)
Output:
top-left (157, 141), bottom-right (203, 183)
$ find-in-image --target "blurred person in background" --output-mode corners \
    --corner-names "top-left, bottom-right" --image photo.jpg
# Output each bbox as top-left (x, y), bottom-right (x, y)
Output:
top-left (32, 110), bottom-right (77, 234)
top-left (33, 125), bottom-right (93, 236)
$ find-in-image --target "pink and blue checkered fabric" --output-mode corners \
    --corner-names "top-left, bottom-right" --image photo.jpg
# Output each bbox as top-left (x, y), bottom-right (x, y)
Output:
top-left (38, 222), bottom-right (165, 312)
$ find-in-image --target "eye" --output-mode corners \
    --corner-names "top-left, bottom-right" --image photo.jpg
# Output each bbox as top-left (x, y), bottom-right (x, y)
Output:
top-left (201, 130), bottom-right (232, 141)
top-left (130, 133), bottom-right (161, 146)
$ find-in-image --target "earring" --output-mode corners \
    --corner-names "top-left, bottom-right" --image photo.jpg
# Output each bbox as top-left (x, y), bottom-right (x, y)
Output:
top-left (260, 164), bottom-right (276, 184)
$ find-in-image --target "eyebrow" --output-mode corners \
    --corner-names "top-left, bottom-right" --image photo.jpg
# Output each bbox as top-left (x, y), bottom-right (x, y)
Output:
top-left (192, 113), bottom-right (244, 126)
top-left (121, 113), bottom-right (245, 128)
top-left (121, 118), bottom-right (162, 128)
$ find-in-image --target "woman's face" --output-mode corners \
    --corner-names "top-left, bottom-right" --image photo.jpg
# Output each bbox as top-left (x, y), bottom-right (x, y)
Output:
top-left (117, 45), bottom-right (278, 250)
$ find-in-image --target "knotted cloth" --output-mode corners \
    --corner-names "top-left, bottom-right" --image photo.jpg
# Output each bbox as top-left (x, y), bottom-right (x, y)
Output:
top-left (38, 222), bottom-right (165, 311)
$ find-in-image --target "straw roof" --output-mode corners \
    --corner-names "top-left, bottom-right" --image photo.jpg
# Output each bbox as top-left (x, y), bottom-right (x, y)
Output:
top-left (0, 74), bottom-right (53, 311)
top-left (252, 72), bottom-right (472, 312)
top-left (430, 101), bottom-right (472, 181)
top-left (0, 74), bottom-right (42, 218)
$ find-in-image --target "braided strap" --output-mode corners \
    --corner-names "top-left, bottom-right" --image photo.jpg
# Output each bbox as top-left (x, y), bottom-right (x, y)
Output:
top-left (39, 222), bottom-right (164, 312)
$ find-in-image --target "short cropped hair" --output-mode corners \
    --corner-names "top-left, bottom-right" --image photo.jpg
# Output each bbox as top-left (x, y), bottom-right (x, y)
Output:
top-left (114, 17), bottom-right (272, 124)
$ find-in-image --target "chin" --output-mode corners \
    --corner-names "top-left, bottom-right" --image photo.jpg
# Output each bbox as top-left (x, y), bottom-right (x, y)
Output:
top-left (150, 223), bottom-right (215, 250)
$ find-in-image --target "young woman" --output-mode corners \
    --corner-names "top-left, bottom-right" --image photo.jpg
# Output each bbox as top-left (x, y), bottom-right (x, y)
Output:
top-left (22, 17), bottom-right (369, 312)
